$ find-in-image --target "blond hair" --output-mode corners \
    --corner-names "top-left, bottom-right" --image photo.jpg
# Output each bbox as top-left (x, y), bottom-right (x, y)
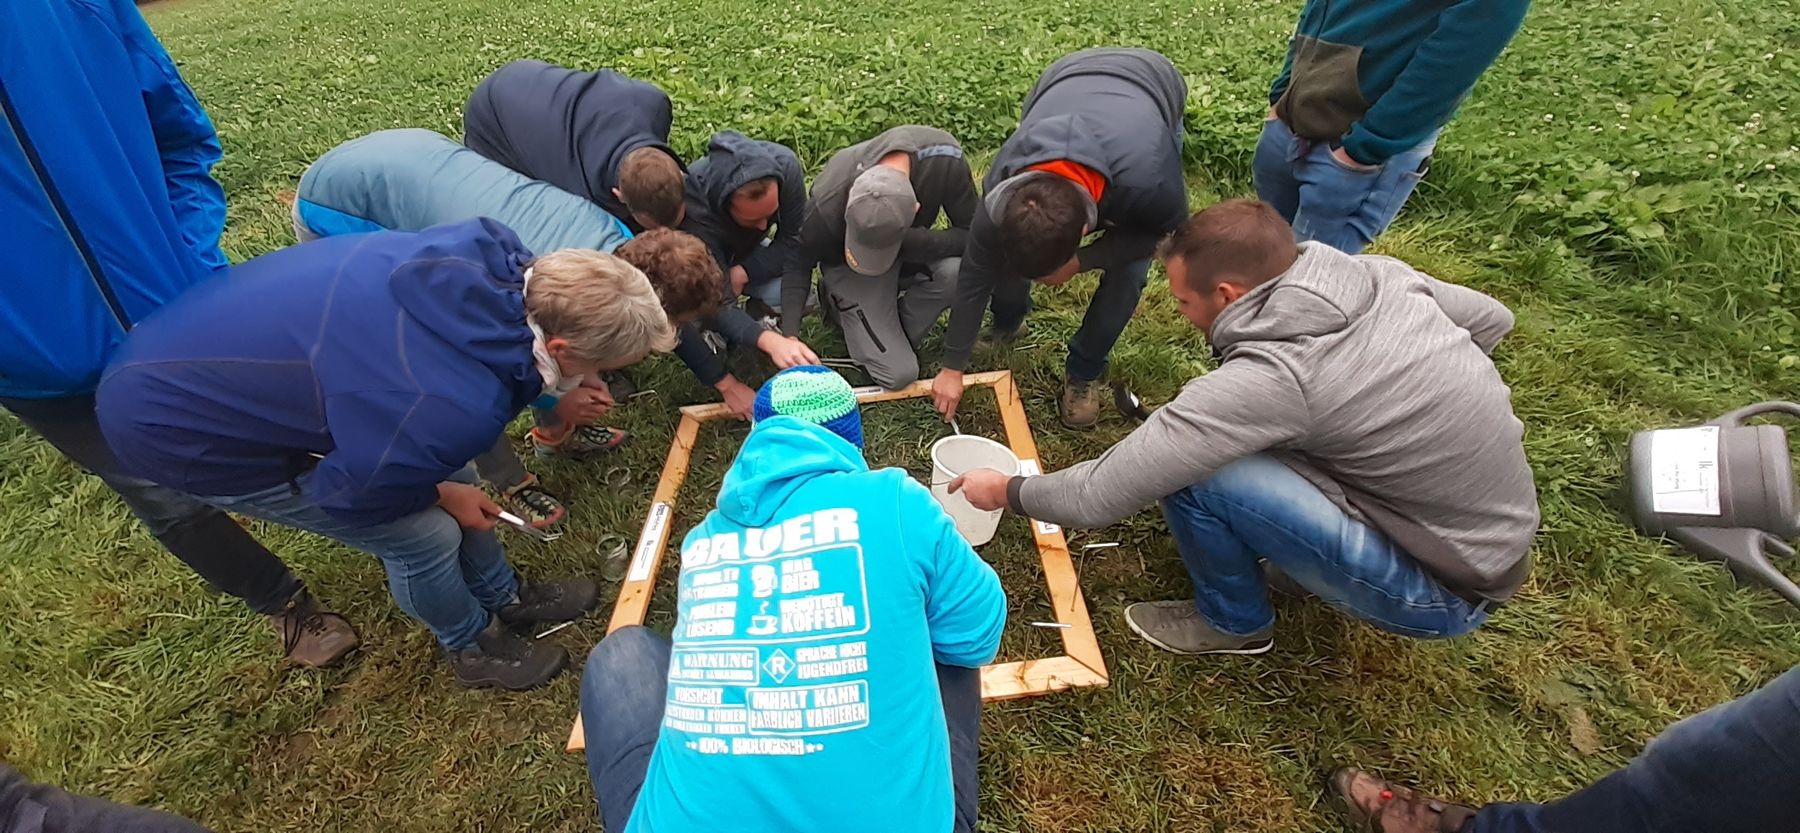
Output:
top-left (524, 249), bottom-right (678, 363)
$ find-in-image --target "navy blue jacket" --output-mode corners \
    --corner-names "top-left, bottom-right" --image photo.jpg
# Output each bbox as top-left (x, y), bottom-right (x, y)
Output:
top-left (0, 0), bottom-right (227, 400)
top-left (463, 60), bottom-right (679, 231)
top-left (97, 219), bottom-right (543, 527)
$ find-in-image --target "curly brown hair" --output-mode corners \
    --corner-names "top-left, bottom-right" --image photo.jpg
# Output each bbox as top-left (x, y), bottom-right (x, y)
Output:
top-left (615, 229), bottom-right (722, 324)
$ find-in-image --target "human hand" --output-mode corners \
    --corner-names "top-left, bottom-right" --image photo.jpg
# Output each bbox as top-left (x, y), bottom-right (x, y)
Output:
top-left (716, 375), bottom-right (756, 420)
top-left (1330, 145), bottom-right (1380, 172)
top-left (1038, 255), bottom-right (1082, 286)
top-left (436, 482), bottom-right (501, 530)
top-left (757, 331), bottom-right (819, 368)
top-left (728, 265), bottom-right (750, 296)
top-left (932, 369), bottom-right (965, 421)
top-left (554, 387), bottom-right (615, 425)
top-left (947, 468), bottom-right (1011, 512)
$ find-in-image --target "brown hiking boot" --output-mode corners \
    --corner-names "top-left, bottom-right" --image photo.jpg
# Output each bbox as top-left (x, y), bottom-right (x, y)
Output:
top-left (267, 589), bottom-right (359, 668)
top-left (1060, 376), bottom-right (1102, 429)
top-left (1329, 768), bottom-right (1477, 833)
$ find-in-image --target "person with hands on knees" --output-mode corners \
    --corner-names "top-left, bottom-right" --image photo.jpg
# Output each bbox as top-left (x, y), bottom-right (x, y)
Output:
top-left (97, 218), bottom-right (678, 690)
top-left (580, 366), bottom-right (1006, 833)
top-left (951, 199), bottom-right (1536, 656)
top-left (778, 126), bottom-right (979, 390)
top-left (677, 131), bottom-right (818, 419)
top-left (932, 47), bottom-right (1190, 430)
top-left (1255, 0), bottom-right (1531, 253)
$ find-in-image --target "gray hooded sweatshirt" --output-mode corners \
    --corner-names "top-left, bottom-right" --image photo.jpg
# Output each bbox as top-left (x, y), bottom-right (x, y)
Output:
top-left (1011, 243), bottom-right (1539, 602)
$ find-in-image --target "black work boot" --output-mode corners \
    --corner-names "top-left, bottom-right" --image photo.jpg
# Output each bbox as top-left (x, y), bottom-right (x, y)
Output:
top-left (497, 577), bottom-right (599, 626)
top-left (448, 615), bottom-right (569, 690)
top-left (266, 588), bottom-right (359, 668)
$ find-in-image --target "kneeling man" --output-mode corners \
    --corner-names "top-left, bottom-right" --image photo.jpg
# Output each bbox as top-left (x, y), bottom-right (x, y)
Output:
top-left (953, 199), bottom-right (1537, 654)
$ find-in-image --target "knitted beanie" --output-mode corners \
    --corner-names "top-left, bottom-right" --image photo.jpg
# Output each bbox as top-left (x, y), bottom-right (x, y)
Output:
top-left (753, 366), bottom-right (863, 448)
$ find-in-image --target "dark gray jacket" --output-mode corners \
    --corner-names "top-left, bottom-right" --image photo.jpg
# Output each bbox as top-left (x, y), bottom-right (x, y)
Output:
top-left (777, 125), bottom-right (980, 335)
top-left (0, 763), bottom-right (212, 833)
top-left (942, 48), bottom-right (1191, 370)
top-left (462, 59), bottom-right (679, 230)
top-left (1012, 243), bottom-right (1538, 602)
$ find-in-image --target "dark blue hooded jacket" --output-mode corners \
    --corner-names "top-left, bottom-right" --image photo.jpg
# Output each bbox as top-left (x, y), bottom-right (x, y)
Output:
top-left (96, 219), bottom-right (542, 527)
top-left (463, 60), bottom-right (679, 231)
top-left (0, 0), bottom-right (227, 400)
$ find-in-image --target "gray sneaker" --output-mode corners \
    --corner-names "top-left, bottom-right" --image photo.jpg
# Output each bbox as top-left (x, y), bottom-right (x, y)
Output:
top-left (1123, 600), bottom-right (1274, 655)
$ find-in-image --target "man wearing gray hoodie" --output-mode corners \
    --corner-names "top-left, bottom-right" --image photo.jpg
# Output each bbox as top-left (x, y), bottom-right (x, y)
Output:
top-left (951, 199), bottom-right (1537, 654)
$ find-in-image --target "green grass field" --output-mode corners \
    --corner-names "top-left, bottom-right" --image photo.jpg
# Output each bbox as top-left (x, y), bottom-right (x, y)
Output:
top-left (4, 0), bottom-right (1800, 829)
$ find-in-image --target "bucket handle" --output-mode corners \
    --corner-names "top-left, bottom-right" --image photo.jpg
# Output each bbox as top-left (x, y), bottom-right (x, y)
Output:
top-left (1709, 401), bottom-right (1800, 427)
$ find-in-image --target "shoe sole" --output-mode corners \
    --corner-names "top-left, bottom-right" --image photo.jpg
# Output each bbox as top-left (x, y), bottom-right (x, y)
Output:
top-left (454, 649), bottom-right (570, 691)
top-left (1123, 610), bottom-right (1275, 656)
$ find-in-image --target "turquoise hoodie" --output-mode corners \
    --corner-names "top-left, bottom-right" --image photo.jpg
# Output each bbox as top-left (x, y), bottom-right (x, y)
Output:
top-left (628, 417), bottom-right (1006, 833)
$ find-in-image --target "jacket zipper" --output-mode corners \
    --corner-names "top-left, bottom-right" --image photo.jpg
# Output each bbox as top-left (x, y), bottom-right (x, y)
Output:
top-left (0, 77), bottom-right (133, 332)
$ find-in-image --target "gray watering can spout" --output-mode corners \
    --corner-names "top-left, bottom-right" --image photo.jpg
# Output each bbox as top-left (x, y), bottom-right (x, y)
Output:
top-left (1629, 402), bottom-right (1800, 609)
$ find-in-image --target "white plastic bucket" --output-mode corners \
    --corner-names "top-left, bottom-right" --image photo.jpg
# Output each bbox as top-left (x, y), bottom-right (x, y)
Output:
top-left (929, 435), bottom-right (1021, 547)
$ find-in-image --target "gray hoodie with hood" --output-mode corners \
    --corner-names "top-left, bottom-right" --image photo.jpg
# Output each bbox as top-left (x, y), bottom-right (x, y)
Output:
top-left (1010, 243), bottom-right (1539, 602)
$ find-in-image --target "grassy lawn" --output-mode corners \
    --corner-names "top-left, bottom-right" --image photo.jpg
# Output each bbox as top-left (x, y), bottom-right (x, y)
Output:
top-left (4, 0), bottom-right (1800, 829)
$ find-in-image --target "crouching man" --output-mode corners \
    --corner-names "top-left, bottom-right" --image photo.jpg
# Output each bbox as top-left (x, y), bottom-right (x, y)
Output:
top-left (98, 218), bottom-right (677, 689)
top-left (580, 367), bottom-right (1005, 831)
top-left (952, 200), bottom-right (1537, 655)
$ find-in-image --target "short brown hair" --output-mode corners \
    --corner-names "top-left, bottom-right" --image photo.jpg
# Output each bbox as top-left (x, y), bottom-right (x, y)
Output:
top-left (617, 147), bottom-right (685, 228)
top-left (1158, 199), bottom-right (1299, 292)
top-left (997, 176), bottom-right (1086, 279)
top-left (525, 249), bottom-right (678, 362)
top-left (732, 177), bottom-right (777, 203)
top-left (615, 229), bottom-right (721, 323)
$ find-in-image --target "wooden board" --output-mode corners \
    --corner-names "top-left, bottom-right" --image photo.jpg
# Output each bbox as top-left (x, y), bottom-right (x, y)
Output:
top-left (567, 369), bottom-right (1105, 752)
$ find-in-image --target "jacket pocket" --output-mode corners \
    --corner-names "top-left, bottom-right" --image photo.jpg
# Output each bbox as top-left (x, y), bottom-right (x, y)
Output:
top-left (1274, 36), bottom-right (1369, 142)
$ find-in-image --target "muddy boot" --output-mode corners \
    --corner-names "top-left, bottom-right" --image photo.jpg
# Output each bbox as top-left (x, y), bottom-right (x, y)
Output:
top-left (267, 588), bottom-right (359, 668)
top-left (978, 319), bottom-right (1028, 349)
top-left (1329, 768), bottom-right (1477, 833)
top-left (498, 577), bottom-right (600, 626)
top-left (500, 476), bottom-right (567, 529)
top-left (532, 424), bottom-right (629, 460)
top-left (600, 370), bottom-right (637, 401)
top-left (1059, 376), bottom-right (1103, 429)
top-left (448, 615), bottom-right (569, 690)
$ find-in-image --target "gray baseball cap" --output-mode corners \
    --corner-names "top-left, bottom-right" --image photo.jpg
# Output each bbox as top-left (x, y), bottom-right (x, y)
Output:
top-left (844, 165), bottom-right (917, 276)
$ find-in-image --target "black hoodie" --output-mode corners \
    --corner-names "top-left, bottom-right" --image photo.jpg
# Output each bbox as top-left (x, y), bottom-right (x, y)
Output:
top-left (670, 131), bottom-right (807, 385)
top-left (462, 59), bottom-right (679, 230)
top-left (942, 48), bottom-right (1191, 371)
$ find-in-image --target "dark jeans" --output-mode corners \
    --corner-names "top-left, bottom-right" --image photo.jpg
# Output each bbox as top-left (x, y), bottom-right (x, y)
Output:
top-left (470, 405), bottom-right (561, 493)
top-left (988, 256), bottom-right (1152, 383)
top-left (0, 763), bottom-right (212, 833)
top-left (1, 395), bottom-right (301, 615)
top-left (1466, 665), bottom-right (1800, 833)
top-left (580, 626), bottom-right (981, 832)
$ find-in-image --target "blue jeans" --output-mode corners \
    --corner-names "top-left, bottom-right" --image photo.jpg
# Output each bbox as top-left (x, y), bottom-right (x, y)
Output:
top-left (204, 468), bottom-right (517, 650)
top-left (1160, 455), bottom-right (1486, 638)
top-left (1468, 665), bottom-right (1800, 833)
top-left (581, 626), bottom-right (981, 832)
top-left (988, 256), bottom-right (1152, 383)
top-left (1252, 118), bottom-right (1437, 254)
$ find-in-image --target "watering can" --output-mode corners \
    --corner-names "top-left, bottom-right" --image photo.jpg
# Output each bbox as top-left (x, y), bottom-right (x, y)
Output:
top-left (1627, 402), bottom-right (1800, 608)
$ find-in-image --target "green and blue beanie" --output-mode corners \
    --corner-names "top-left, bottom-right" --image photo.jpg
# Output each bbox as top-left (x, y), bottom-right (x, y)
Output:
top-left (753, 366), bottom-right (863, 447)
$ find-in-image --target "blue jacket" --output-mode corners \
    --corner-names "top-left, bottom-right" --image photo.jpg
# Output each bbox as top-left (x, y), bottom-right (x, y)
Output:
top-left (96, 219), bottom-right (542, 527)
top-left (630, 417), bottom-right (1006, 833)
top-left (0, 0), bottom-right (227, 400)
top-left (463, 59), bottom-right (680, 232)
top-left (296, 128), bottom-right (632, 255)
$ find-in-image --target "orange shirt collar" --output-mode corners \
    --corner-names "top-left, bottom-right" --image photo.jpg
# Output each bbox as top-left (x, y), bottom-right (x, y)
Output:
top-left (1026, 160), bottom-right (1106, 203)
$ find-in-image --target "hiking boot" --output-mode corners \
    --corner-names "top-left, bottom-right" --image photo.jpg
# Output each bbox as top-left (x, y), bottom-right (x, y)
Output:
top-left (600, 370), bottom-right (637, 401)
top-left (1060, 377), bottom-right (1103, 429)
top-left (532, 424), bottom-right (629, 459)
top-left (448, 616), bottom-right (569, 690)
top-left (978, 319), bottom-right (1028, 348)
top-left (497, 577), bottom-right (599, 626)
top-left (500, 476), bottom-right (566, 529)
top-left (1329, 768), bottom-right (1477, 833)
top-left (267, 588), bottom-right (360, 668)
top-left (1122, 600), bottom-right (1274, 656)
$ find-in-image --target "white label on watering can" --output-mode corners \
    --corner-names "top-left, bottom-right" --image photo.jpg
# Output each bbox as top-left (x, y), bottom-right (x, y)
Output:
top-left (1015, 459), bottom-right (1063, 536)
top-left (629, 502), bottom-right (673, 582)
top-left (1650, 427), bottom-right (1721, 515)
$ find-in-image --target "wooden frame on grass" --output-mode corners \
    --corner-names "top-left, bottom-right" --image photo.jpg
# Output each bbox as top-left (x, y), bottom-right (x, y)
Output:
top-left (566, 370), bottom-right (1107, 751)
